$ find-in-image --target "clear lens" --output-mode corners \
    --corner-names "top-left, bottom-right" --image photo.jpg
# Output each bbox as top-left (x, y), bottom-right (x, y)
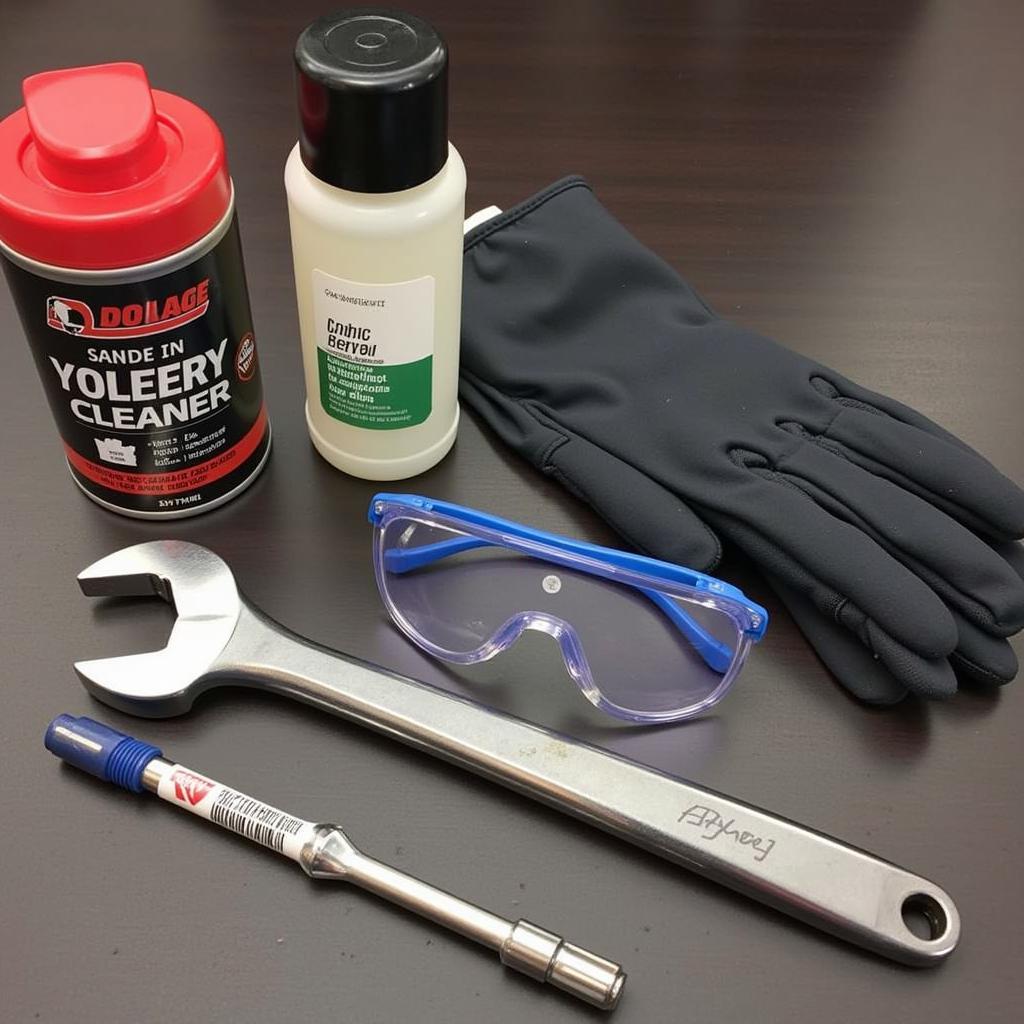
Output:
top-left (376, 515), bottom-right (744, 718)
top-left (377, 516), bottom-right (518, 654)
top-left (568, 589), bottom-right (742, 715)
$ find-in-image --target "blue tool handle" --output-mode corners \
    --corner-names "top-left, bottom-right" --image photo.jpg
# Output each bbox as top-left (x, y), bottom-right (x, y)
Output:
top-left (45, 714), bottom-right (162, 793)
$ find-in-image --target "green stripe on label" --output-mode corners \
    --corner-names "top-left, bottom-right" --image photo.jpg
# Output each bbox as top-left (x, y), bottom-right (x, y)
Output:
top-left (318, 350), bottom-right (432, 429)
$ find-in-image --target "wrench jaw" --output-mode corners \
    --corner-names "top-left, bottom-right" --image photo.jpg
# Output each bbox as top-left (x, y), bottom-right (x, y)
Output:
top-left (74, 663), bottom-right (196, 718)
top-left (77, 540), bottom-right (238, 617)
top-left (75, 541), bottom-right (242, 718)
top-left (78, 569), bottom-right (175, 603)
top-left (74, 647), bottom-right (218, 718)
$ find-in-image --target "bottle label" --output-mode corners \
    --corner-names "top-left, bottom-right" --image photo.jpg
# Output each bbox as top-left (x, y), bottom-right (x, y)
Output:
top-left (312, 270), bottom-right (434, 430)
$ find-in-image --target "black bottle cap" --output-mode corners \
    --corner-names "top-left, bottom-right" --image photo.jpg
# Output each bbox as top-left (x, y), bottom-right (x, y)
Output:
top-left (295, 9), bottom-right (449, 193)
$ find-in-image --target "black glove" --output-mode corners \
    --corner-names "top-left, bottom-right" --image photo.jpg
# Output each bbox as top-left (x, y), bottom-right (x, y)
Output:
top-left (459, 177), bottom-right (1024, 702)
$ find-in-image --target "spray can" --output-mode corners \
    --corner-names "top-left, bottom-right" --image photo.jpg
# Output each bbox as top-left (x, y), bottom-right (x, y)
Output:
top-left (0, 62), bottom-right (270, 518)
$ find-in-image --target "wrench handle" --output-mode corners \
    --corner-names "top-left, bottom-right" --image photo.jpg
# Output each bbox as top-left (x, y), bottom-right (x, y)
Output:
top-left (219, 607), bottom-right (959, 966)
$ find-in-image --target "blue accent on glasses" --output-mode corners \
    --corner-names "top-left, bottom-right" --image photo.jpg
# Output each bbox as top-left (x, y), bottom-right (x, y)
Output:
top-left (369, 493), bottom-right (767, 641)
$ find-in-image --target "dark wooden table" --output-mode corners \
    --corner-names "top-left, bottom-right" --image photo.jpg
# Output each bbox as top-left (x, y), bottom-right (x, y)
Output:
top-left (2, 3), bottom-right (1022, 1021)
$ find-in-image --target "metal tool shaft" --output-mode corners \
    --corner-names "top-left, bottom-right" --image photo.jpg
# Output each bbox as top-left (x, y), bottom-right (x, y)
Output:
top-left (43, 715), bottom-right (626, 1012)
top-left (74, 541), bottom-right (961, 967)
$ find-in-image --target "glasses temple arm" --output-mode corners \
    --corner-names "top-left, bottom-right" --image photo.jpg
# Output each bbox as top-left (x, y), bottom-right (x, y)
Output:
top-left (638, 588), bottom-right (734, 674)
top-left (383, 539), bottom-right (735, 673)
top-left (384, 536), bottom-right (488, 574)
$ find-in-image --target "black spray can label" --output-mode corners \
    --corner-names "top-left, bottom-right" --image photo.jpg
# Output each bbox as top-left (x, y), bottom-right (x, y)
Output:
top-left (2, 212), bottom-right (270, 517)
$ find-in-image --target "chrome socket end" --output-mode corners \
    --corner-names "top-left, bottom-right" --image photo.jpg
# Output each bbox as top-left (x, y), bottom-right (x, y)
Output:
top-left (500, 919), bottom-right (626, 1010)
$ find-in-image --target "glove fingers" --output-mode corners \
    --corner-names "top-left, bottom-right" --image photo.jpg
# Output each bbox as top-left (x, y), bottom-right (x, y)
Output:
top-left (827, 373), bottom-right (993, 454)
top-left (770, 569), bottom-right (1016, 698)
top-left (764, 574), bottom-right (909, 704)
top-left (822, 403), bottom-right (1024, 541)
top-left (778, 441), bottom-right (1024, 636)
top-left (770, 567), bottom-right (956, 699)
top-left (856, 617), bottom-right (958, 698)
top-left (950, 614), bottom-right (1019, 685)
top-left (991, 538), bottom-right (1024, 579)
top-left (705, 486), bottom-right (958, 658)
top-left (950, 539), bottom-right (1021, 681)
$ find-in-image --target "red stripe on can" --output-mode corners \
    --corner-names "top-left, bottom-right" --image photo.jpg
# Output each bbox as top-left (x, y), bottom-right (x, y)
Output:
top-left (64, 405), bottom-right (267, 496)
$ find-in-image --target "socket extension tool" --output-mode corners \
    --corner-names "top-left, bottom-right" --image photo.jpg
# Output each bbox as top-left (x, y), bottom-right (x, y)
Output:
top-left (44, 715), bottom-right (624, 1010)
top-left (72, 540), bottom-right (960, 966)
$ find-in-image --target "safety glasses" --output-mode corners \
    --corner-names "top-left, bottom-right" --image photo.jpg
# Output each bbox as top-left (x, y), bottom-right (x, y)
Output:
top-left (369, 495), bottom-right (767, 723)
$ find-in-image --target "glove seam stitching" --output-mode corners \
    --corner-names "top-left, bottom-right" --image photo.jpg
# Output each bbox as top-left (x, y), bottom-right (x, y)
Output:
top-left (514, 399), bottom-right (573, 465)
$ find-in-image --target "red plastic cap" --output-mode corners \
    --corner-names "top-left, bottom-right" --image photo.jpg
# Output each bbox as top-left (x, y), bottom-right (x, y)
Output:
top-left (0, 62), bottom-right (231, 270)
top-left (24, 64), bottom-right (166, 192)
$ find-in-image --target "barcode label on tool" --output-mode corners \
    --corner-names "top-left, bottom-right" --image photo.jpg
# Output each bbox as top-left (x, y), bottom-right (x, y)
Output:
top-left (157, 764), bottom-right (318, 862)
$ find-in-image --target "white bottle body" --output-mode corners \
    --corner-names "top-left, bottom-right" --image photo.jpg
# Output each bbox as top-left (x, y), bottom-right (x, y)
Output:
top-left (285, 142), bottom-right (466, 479)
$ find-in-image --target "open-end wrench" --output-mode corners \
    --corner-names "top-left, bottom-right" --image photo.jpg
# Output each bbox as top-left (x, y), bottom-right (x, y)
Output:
top-left (73, 539), bottom-right (960, 967)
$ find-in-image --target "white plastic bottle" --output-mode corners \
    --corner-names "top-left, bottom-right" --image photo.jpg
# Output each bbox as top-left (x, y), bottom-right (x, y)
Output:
top-left (285, 10), bottom-right (466, 480)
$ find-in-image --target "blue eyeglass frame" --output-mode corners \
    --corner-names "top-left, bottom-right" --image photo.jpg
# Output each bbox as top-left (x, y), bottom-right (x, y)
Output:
top-left (368, 493), bottom-right (768, 723)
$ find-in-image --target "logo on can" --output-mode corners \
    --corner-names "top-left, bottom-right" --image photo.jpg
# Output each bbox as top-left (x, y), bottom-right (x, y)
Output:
top-left (46, 280), bottom-right (211, 340)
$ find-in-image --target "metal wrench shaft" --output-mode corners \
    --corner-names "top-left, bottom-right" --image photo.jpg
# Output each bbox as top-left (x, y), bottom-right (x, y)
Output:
top-left (74, 541), bottom-right (961, 966)
top-left (45, 715), bottom-right (625, 1010)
